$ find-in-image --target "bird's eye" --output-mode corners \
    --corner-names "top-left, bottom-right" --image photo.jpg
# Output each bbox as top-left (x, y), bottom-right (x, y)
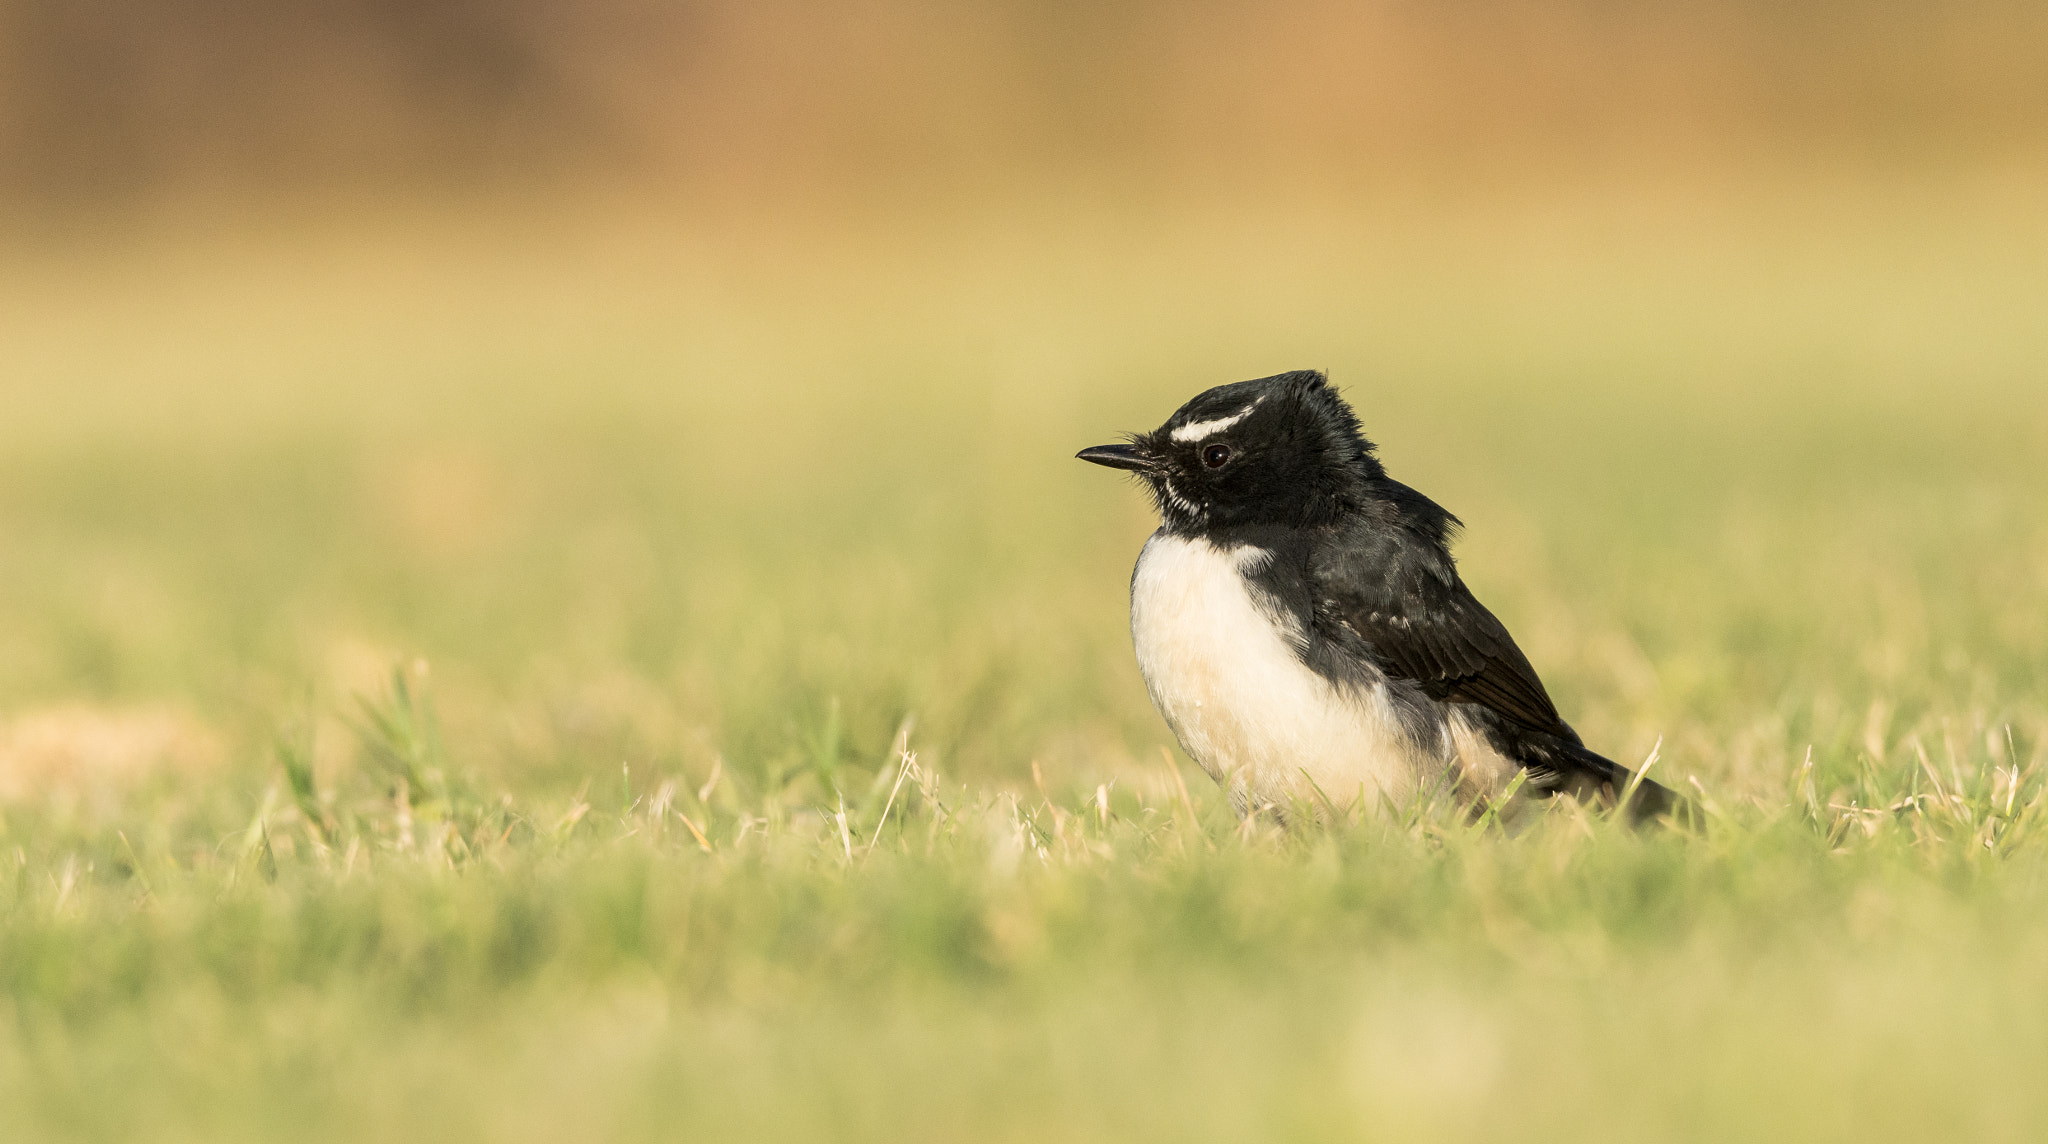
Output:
top-left (1202, 443), bottom-right (1231, 469)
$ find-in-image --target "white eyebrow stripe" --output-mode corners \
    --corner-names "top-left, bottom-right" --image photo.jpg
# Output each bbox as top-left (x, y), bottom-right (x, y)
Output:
top-left (1168, 397), bottom-right (1264, 443)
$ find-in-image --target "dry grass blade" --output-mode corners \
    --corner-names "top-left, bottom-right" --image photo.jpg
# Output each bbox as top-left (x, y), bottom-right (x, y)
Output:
top-left (1615, 736), bottom-right (1661, 823)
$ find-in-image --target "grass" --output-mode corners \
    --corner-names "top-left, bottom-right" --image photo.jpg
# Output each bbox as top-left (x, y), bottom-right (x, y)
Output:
top-left (2, 175), bottom-right (2047, 1141)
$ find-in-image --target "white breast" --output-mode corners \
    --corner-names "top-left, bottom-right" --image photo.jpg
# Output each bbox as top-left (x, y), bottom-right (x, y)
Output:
top-left (1129, 532), bottom-right (1443, 814)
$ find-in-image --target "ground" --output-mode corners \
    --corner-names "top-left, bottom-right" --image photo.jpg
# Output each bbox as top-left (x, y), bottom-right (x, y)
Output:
top-left (2, 177), bottom-right (2046, 1142)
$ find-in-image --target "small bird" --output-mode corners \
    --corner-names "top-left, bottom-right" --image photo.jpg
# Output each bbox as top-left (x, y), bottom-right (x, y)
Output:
top-left (1078, 369), bottom-right (1680, 824)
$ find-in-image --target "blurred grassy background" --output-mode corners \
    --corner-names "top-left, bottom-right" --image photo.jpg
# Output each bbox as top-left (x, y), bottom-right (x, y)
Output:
top-left (3, 3), bottom-right (2048, 1142)
top-left (4, 184), bottom-right (2043, 804)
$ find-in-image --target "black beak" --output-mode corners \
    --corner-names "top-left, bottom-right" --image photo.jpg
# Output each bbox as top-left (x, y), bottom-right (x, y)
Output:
top-left (1076, 443), bottom-right (1151, 472)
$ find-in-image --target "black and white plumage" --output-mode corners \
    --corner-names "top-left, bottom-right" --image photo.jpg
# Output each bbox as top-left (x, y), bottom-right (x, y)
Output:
top-left (1078, 369), bottom-right (1681, 823)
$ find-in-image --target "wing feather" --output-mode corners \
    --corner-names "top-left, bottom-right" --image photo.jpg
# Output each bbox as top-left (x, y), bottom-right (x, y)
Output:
top-left (1312, 529), bottom-right (1572, 739)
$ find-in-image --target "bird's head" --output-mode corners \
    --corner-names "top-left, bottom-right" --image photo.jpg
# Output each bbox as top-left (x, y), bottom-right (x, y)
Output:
top-left (1077, 370), bottom-right (1384, 533)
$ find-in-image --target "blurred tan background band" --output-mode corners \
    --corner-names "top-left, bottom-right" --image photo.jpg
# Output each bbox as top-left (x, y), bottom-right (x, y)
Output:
top-left (4, 0), bottom-right (2045, 217)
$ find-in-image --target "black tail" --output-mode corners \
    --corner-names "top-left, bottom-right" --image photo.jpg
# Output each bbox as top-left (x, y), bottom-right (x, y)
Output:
top-left (1531, 737), bottom-right (1696, 828)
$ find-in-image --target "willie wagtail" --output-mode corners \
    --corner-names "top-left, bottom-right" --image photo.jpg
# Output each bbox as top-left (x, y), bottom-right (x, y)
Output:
top-left (1078, 369), bottom-right (1681, 823)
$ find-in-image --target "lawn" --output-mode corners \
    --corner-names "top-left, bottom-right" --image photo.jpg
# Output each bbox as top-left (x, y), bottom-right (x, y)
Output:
top-left (2, 178), bottom-right (2046, 1142)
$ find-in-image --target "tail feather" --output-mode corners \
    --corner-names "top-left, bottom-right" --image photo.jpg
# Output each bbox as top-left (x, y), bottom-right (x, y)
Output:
top-left (1529, 737), bottom-right (1695, 827)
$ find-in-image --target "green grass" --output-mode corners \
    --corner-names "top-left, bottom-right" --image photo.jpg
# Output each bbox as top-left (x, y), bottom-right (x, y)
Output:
top-left (2, 179), bottom-right (2047, 1141)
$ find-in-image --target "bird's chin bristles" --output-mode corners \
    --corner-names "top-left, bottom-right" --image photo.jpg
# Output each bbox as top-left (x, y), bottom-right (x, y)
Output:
top-left (1150, 476), bottom-right (1206, 526)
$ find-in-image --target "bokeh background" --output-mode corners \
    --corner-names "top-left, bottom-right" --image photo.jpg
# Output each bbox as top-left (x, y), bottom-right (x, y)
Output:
top-left (2, 0), bottom-right (2045, 826)
top-left (6, 0), bottom-right (2048, 212)
top-left (7, 7), bottom-right (2048, 1144)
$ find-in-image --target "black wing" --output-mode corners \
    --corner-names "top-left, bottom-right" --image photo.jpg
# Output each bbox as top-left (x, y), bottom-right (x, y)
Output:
top-left (1308, 520), bottom-right (1576, 742)
top-left (1301, 499), bottom-right (1690, 825)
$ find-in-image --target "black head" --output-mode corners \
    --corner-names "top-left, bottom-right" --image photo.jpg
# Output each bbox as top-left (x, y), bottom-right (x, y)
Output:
top-left (1077, 370), bottom-right (1385, 533)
